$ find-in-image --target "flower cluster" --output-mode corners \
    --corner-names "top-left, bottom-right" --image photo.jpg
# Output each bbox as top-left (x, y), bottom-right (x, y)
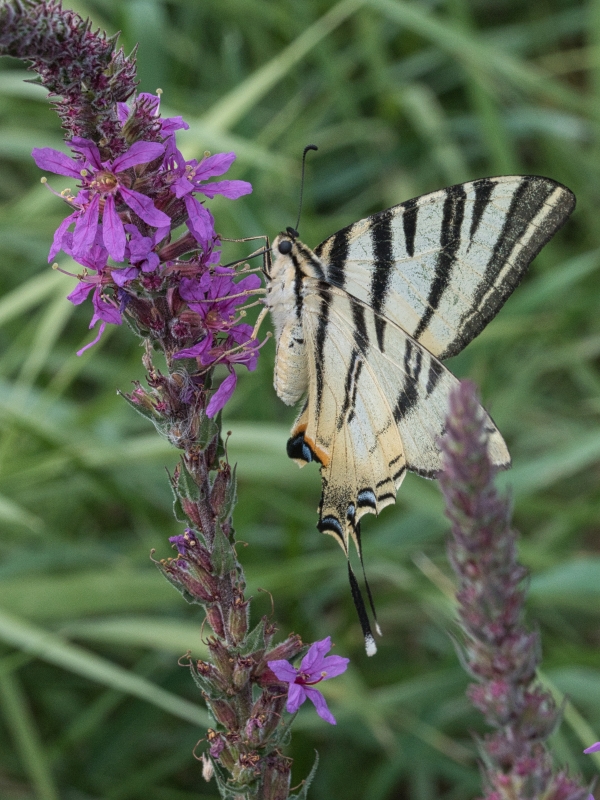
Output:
top-left (32, 92), bottom-right (259, 413)
top-left (439, 381), bottom-right (591, 800)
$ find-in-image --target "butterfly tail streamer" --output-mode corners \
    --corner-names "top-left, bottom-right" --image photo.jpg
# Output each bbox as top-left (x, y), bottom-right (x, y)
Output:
top-left (347, 561), bottom-right (377, 656)
top-left (353, 520), bottom-right (382, 637)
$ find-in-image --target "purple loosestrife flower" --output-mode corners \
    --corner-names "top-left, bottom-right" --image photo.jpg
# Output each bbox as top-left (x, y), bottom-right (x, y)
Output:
top-left (166, 145), bottom-right (251, 249)
top-left (172, 268), bottom-right (262, 417)
top-left (33, 137), bottom-right (170, 263)
top-left (584, 744), bottom-right (600, 754)
top-left (268, 637), bottom-right (349, 725)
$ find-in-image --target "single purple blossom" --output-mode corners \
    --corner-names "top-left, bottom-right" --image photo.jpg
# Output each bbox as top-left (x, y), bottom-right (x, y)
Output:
top-left (584, 743), bottom-right (600, 754)
top-left (32, 137), bottom-right (170, 263)
top-left (268, 636), bottom-right (349, 725)
top-left (179, 269), bottom-right (261, 332)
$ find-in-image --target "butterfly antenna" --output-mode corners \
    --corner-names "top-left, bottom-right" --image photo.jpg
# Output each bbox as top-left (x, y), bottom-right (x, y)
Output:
top-left (286, 144), bottom-right (318, 239)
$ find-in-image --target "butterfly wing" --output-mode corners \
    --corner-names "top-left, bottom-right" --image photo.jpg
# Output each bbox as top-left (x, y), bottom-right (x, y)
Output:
top-left (313, 176), bottom-right (575, 359)
top-left (288, 280), bottom-right (508, 553)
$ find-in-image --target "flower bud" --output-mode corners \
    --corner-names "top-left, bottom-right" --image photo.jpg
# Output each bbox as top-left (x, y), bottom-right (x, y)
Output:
top-left (229, 589), bottom-right (249, 643)
top-left (261, 754), bottom-right (291, 800)
top-left (203, 693), bottom-right (239, 731)
top-left (231, 752), bottom-right (261, 785)
top-left (205, 605), bottom-right (225, 638)
top-left (232, 655), bottom-right (254, 690)
top-left (258, 634), bottom-right (303, 679)
top-left (193, 659), bottom-right (230, 694)
top-left (207, 636), bottom-right (233, 679)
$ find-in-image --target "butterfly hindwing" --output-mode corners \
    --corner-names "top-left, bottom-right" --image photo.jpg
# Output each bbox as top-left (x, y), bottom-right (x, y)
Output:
top-left (287, 281), bottom-right (508, 550)
top-left (313, 176), bottom-right (575, 359)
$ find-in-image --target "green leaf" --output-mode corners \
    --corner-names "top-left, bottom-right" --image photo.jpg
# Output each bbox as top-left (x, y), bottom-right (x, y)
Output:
top-left (218, 463), bottom-right (237, 524)
top-left (0, 609), bottom-right (209, 726)
top-left (529, 558), bottom-right (600, 607)
top-left (211, 526), bottom-right (238, 577)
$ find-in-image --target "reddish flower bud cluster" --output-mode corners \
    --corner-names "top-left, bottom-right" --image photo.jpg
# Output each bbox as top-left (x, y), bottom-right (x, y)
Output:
top-left (439, 382), bottom-right (591, 800)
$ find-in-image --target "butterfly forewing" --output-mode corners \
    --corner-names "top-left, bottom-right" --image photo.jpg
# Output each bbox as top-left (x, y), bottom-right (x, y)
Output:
top-left (313, 176), bottom-right (575, 359)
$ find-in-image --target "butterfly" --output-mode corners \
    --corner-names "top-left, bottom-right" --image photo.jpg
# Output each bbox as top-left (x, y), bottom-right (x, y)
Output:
top-left (263, 175), bottom-right (575, 654)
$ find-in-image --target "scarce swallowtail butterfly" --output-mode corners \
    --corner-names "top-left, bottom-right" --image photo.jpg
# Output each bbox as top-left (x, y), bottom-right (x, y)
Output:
top-left (263, 173), bottom-right (575, 655)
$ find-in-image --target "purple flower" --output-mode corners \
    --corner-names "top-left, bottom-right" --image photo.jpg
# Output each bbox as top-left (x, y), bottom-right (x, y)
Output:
top-left (32, 137), bottom-right (170, 263)
top-left (268, 636), bottom-right (349, 725)
top-left (584, 742), bottom-right (600, 754)
top-left (165, 147), bottom-right (251, 249)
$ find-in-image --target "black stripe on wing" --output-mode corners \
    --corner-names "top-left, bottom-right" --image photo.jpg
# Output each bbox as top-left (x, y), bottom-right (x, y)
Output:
top-left (314, 287), bottom-right (331, 413)
top-left (413, 183), bottom-right (467, 342)
top-left (369, 210), bottom-right (394, 352)
top-left (440, 177), bottom-right (576, 359)
top-left (393, 337), bottom-right (423, 422)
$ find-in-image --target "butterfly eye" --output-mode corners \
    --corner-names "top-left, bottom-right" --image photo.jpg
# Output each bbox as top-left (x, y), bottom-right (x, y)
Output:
top-left (278, 240), bottom-right (293, 255)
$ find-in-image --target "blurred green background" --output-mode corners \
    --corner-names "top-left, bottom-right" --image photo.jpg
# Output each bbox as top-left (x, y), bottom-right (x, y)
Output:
top-left (1, 0), bottom-right (600, 798)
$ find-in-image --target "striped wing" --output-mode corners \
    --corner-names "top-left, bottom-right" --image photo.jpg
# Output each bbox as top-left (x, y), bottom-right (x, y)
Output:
top-left (313, 176), bottom-right (575, 359)
top-left (286, 280), bottom-right (509, 553)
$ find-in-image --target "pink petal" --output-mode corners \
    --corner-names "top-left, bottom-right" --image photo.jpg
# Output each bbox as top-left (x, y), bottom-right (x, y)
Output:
top-left (32, 147), bottom-right (81, 178)
top-left (111, 267), bottom-right (139, 287)
top-left (172, 175), bottom-right (194, 198)
top-left (286, 683), bottom-right (307, 715)
top-left (199, 180), bottom-right (253, 200)
top-left (69, 138), bottom-right (102, 169)
top-left (102, 195), bottom-right (126, 262)
top-left (320, 654), bottom-right (350, 679)
top-left (91, 289), bottom-right (122, 326)
top-left (77, 321), bottom-right (106, 356)
top-left (161, 116), bottom-right (189, 135)
top-left (67, 281), bottom-right (95, 305)
top-left (301, 637), bottom-right (332, 673)
top-left (584, 742), bottom-right (600, 754)
top-left (111, 141), bottom-right (165, 172)
top-left (304, 687), bottom-right (336, 725)
top-left (48, 211), bottom-right (78, 261)
top-left (119, 186), bottom-right (171, 227)
top-left (172, 337), bottom-right (211, 360)
top-left (194, 152), bottom-right (237, 180)
top-left (206, 371), bottom-right (237, 418)
top-left (72, 194), bottom-right (100, 258)
top-left (184, 195), bottom-right (214, 247)
top-left (267, 660), bottom-right (298, 684)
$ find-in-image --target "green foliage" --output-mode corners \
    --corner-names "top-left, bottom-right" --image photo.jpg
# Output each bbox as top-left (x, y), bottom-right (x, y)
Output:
top-left (0, 0), bottom-right (599, 798)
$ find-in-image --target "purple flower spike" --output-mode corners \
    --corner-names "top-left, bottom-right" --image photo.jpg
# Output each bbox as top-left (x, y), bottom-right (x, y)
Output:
top-left (268, 637), bottom-right (349, 725)
top-left (584, 742), bottom-right (600, 754)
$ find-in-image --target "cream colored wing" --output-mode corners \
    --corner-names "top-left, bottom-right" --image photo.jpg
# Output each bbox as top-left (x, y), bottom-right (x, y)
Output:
top-left (286, 281), bottom-right (509, 553)
top-left (313, 176), bottom-right (575, 359)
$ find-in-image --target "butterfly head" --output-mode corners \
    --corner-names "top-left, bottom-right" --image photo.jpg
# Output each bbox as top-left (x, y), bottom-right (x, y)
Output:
top-left (267, 229), bottom-right (299, 279)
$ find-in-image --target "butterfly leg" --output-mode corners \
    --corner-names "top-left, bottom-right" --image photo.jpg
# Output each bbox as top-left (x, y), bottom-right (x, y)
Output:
top-left (220, 235), bottom-right (272, 277)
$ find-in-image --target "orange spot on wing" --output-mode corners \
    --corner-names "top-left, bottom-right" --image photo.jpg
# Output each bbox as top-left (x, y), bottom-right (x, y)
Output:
top-left (304, 435), bottom-right (330, 467)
